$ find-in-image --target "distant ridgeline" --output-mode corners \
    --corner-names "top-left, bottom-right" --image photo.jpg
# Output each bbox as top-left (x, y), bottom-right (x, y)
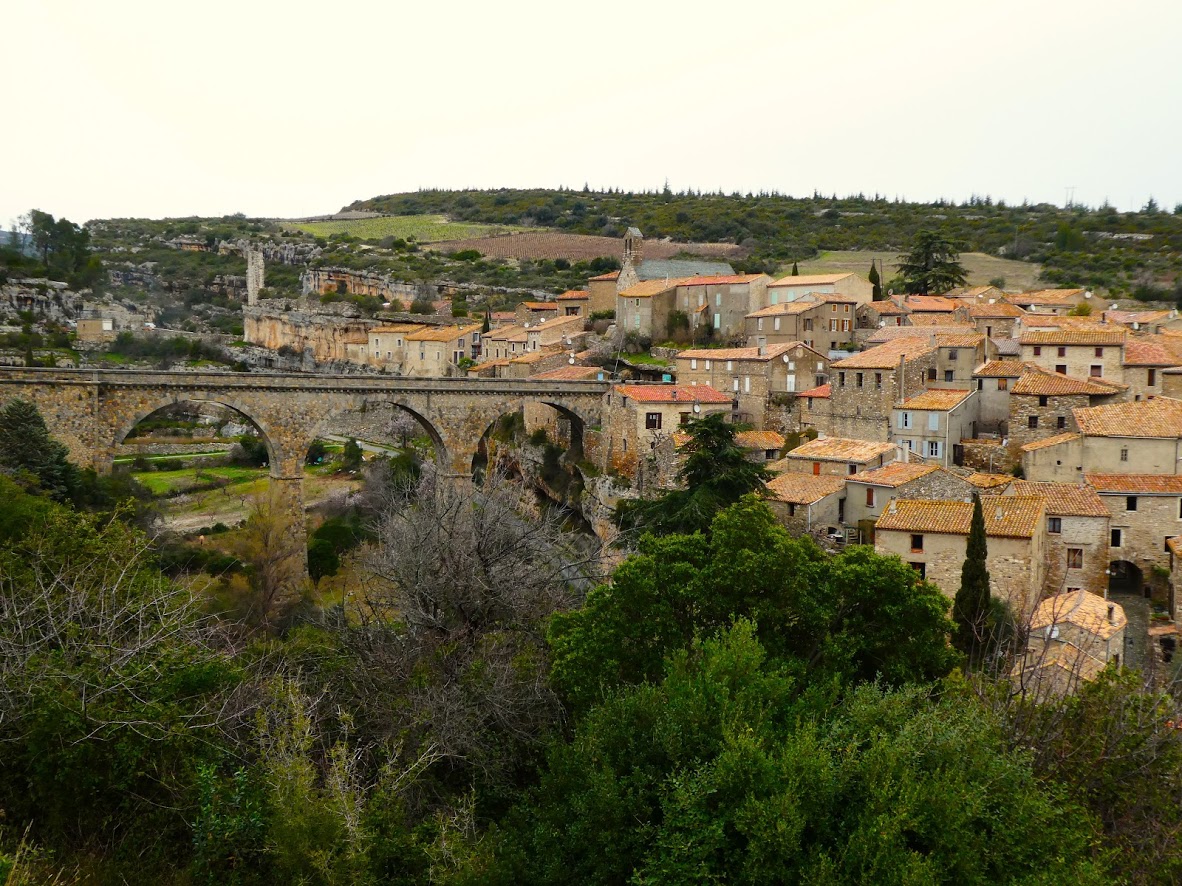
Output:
top-left (348, 189), bottom-right (1182, 299)
top-left (0, 230), bottom-right (35, 257)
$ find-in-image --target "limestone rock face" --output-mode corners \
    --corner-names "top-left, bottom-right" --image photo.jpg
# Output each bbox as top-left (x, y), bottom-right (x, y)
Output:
top-left (244, 304), bottom-right (376, 363)
top-left (1, 278), bottom-right (84, 323)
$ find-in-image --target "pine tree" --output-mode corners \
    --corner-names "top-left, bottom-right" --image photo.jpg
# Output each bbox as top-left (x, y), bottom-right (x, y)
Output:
top-left (897, 230), bottom-right (967, 295)
top-left (868, 261), bottom-right (882, 300)
top-left (791, 261), bottom-right (799, 276)
top-left (952, 493), bottom-right (992, 664)
top-left (0, 398), bottom-right (77, 500)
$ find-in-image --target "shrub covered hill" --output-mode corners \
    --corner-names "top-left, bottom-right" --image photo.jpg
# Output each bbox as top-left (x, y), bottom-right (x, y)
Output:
top-left (350, 188), bottom-right (1182, 300)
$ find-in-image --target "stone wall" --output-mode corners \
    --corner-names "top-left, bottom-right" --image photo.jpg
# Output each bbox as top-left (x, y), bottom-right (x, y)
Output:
top-left (0, 279), bottom-right (83, 323)
top-left (828, 351), bottom-right (938, 442)
top-left (1008, 392), bottom-right (1088, 451)
top-left (1042, 515), bottom-right (1109, 596)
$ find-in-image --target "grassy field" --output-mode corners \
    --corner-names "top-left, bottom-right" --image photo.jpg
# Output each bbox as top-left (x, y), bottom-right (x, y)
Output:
top-left (782, 250), bottom-right (1044, 292)
top-left (287, 215), bottom-right (532, 243)
top-left (133, 464), bottom-right (266, 496)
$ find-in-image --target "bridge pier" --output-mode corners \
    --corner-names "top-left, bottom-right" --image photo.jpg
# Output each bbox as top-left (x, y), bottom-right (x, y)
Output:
top-left (267, 458), bottom-right (310, 601)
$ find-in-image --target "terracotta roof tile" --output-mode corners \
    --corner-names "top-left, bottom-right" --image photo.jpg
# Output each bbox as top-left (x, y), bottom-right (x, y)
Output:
top-left (832, 337), bottom-right (935, 369)
top-left (876, 496), bottom-right (1044, 538)
top-left (968, 301), bottom-right (1026, 318)
top-left (530, 365), bottom-right (605, 381)
top-left (1010, 289), bottom-right (1088, 305)
top-left (676, 274), bottom-right (767, 286)
top-left (1011, 369), bottom-right (1126, 396)
top-left (1104, 309), bottom-right (1174, 325)
top-left (1123, 339), bottom-right (1182, 367)
top-left (1010, 481), bottom-right (1109, 517)
top-left (797, 383), bottom-right (831, 398)
top-left (1020, 329), bottom-right (1127, 346)
top-left (975, 359), bottom-right (1035, 378)
top-left (899, 388), bottom-right (974, 410)
top-left (371, 323), bottom-right (428, 334)
top-left (1030, 589), bottom-right (1126, 640)
top-left (786, 436), bottom-right (897, 463)
top-left (767, 473), bottom-right (847, 505)
top-left (1084, 473), bottom-right (1182, 494)
top-left (904, 296), bottom-right (962, 312)
top-left (735, 430), bottom-right (786, 451)
top-left (867, 325), bottom-right (974, 342)
top-left (934, 333), bottom-right (986, 347)
top-left (589, 271), bottom-right (620, 281)
top-left (746, 299), bottom-right (826, 318)
top-left (555, 289), bottom-right (589, 300)
top-left (618, 279), bottom-right (684, 298)
top-left (1020, 432), bottom-right (1081, 452)
top-left (405, 323), bottom-right (481, 342)
top-left (1074, 398), bottom-right (1182, 438)
top-left (521, 301), bottom-right (558, 311)
top-left (677, 342), bottom-right (813, 362)
top-left (613, 384), bottom-right (731, 404)
top-left (845, 462), bottom-right (940, 488)
top-left (967, 472), bottom-right (1014, 490)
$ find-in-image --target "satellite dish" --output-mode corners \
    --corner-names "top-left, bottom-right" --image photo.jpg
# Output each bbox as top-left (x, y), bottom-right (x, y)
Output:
top-left (693, 402), bottom-right (702, 414)
top-left (782, 353), bottom-right (790, 363)
top-left (568, 355), bottom-right (576, 365)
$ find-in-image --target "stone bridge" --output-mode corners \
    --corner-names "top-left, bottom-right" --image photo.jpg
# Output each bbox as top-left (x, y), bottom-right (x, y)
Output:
top-left (0, 367), bottom-right (609, 593)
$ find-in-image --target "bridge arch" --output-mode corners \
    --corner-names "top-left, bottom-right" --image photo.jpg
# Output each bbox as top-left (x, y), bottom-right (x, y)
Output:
top-left (470, 397), bottom-right (594, 477)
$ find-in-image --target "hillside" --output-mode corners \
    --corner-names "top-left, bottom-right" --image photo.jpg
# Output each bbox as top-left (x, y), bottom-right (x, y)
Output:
top-left (348, 188), bottom-right (1182, 299)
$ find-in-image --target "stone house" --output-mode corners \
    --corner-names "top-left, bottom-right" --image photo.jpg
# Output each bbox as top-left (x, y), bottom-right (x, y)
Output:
top-left (766, 473), bottom-right (847, 536)
top-left (967, 299), bottom-right (1025, 340)
top-left (828, 338), bottom-right (939, 441)
top-left (1104, 309), bottom-right (1182, 334)
top-left (843, 462), bottom-right (974, 543)
top-left (902, 296), bottom-right (971, 325)
top-left (1007, 369), bottom-right (1129, 451)
top-left (735, 429), bottom-right (786, 462)
top-left (514, 301), bottom-right (560, 325)
top-left (1016, 590), bottom-right (1126, 697)
top-left (481, 325), bottom-right (530, 362)
top-left (525, 314), bottom-right (585, 353)
top-left (1019, 328), bottom-right (1128, 379)
top-left (1083, 473), bottom-right (1182, 593)
top-left (874, 496), bottom-right (1048, 616)
top-left (891, 388), bottom-right (979, 465)
top-left (857, 297), bottom-right (911, 331)
top-left (929, 333), bottom-right (994, 388)
top-left (1122, 339), bottom-right (1182, 400)
top-left (779, 436), bottom-right (898, 477)
top-left (615, 279), bottom-right (681, 341)
top-left (747, 295), bottom-right (857, 354)
top-left (972, 359), bottom-right (1032, 435)
top-left (602, 383), bottom-right (731, 483)
top-left (1010, 289), bottom-right (1093, 315)
top-left (1009, 481), bottom-right (1111, 596)
top-left (585, 271), bottom-right (620, 314)
top-left (555, 290), bottom-right (590, 318)
top-left (673, 275), bottom-right (772, 341)
top-left (795, 383), bottom-right (832, 435)
top-left (364, 323), bottom-right (428, 370)
top-left (675, 342), bottom-right (829, 427)
top-left (765, 272), bottom-right (874, 306)
top-left (402, 323), bottom-right (482, 377)
top-left (76, 315), bottom-right (116, 343)
top-left (1022, 397), bottom-right (1182, 482)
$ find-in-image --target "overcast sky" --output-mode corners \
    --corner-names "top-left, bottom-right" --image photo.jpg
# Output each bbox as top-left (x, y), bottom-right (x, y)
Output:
top-left (5, 1), bottom-right (1181, 225)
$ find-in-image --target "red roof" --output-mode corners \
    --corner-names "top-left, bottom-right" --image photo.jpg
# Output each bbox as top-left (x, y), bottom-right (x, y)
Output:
top-left (613, 384), bottom-right (732, 404)
top-left (556, 289), bottom-right (589, 300)
top-left (589, 271), bottom-right (620, 281)
top-left (675, 274), bottom-right (767, 286)
top-left (797, 383), bottom-right (831, 398)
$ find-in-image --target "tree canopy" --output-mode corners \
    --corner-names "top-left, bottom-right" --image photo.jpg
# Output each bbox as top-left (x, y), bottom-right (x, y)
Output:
top-left (897, 229), bottom-right (968, 294)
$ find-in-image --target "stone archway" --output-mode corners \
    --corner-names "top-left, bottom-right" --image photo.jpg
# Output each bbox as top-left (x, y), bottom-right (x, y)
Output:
top-left (1108, 560), bottom-right (1144, 597)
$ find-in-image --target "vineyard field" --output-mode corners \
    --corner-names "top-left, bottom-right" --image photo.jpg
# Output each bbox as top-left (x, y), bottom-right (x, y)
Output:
top-left (287, 215), bottom-right (531, 242)
top-left (426, 231), bottom-right (745, 262)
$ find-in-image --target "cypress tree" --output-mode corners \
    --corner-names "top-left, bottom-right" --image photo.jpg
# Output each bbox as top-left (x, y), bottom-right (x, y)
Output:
top-left (482, 309), bottom-right (491, 334)
top-left (952, 493), bottom-right (992, 664)
top-left (791, 261), bottom-right (799, 276)
top-left (868, 261), bottom-right (882, 300)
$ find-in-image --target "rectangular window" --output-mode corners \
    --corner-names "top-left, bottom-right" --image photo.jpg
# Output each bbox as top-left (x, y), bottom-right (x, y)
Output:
top-left (1028, 416), bottom-right (1038, 429)
top-left (842, 319), bottom-right (850, 332)
top-left (839, 371), bottom-right (846, 386)
top-left (928, 412), bottom-right (940, 431)
top-left (705, 360), bottom-right (711, 369)
top-left (998, 377), bottom-right (1008, 391)
top-left (812, 462), bottom-right (821, 475)
top-left (733, 377), bottom-right (740, 392)
top-left (1039, 395), bottom-right (1049, 407)
top-left (911, 534), bottom-right (924, 552)
top-left (944, 370), bottom-right (954, 382)
top-left (866, 487), bottom-right (876, 507)
top-left (1048, 517), bottom-right (1062, 533)
top-left (757, 318), bottom-right (764, 331)
top-left (690, 358), bottom-right (697, 369)
top-left (899, 411), bottom-right (912, 429)
top-left (927, 441), bottom-right (941, 458)
top-left (1149, 368), bottom-right (1157, 386)
top-left (948, 349), bottom-right (958, 360)
top-left (1112, 528), bottom-right (1122, 547)
top-left (713, 313), bottom-right (720, 329)
top-left (829, 319), bottom-right (838, 332)
top-left (774, 317), bottom-right (781, 331)
top-left (1095, 347), bottom-right (1104, 358)
top-left (1033, 346), bottom-right (1042, 356)
top-left (645, 412), bottom-right (662, 430)
top-left (910, 562), bottom-right (926, 579)
top-left (726, 361), bottom-right (733, 371)
top-left (1127, 496), bottom-right (1137, 512)
top-left (1090, 365), bottom-right (1102, 377)
top-left (856, 373), bottom-right (864, 388)
top-left (1057, 346), bottom-right (1066, 357)
top-left (927, 367), bottom-right (937, 381)
top-left (848, 464), bottom-right (857, 475)
top-left (875, 372), bottom-right (882, 389)
top-left (744, 376), bottom-right (751, 393)
top-left (1120, 447), bottom-right (1129, 462)
top-left (1067, 548), bottom-right (1083, 569)
top-left (715, 293), bottom-right (722, 306)
top-left (1057, 416), bottom-right (1066, 429)
top-left (1055, 364), bottom-right (1067, 374)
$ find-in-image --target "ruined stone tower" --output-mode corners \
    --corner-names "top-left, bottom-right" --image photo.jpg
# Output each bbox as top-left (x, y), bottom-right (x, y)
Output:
top-left (246, 245), bottom-right (265, 306)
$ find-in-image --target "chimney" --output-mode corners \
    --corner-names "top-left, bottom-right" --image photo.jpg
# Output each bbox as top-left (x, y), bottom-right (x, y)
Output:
top-left (758, 344), bottom-right (766, 356)
top-left (897, 353), bottom-right (907, 406)
top-left (1107, 604), bottom-right (1115, 624)
top-left (671, 389), bottom-right (678, 400)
